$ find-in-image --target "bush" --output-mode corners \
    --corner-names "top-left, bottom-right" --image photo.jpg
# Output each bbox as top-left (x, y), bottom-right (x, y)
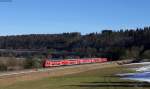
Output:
top-left (0, 57), bottom-right (25, 71)
top-left (142, 50), bottom-right (150, 59)
top-left (0, 63), bottom-right (7, 71)
top-left (24, 57), bottom-right (43, 69)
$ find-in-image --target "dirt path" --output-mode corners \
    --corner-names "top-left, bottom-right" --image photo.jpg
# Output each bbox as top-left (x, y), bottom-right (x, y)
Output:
top-left (0, 62), bottom-right (119, 87)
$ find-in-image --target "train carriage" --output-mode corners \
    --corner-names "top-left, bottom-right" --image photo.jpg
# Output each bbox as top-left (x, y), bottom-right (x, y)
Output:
top-left (44, 58), bottom-right (108, 67)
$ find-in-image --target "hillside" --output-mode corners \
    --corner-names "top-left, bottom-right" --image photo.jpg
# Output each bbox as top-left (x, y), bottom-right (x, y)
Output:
top-left (0, 27), bottom-right (150, 60)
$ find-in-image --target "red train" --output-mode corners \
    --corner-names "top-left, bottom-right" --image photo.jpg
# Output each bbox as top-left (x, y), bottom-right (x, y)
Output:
top-left (44, 58), bottom-right (108, 67)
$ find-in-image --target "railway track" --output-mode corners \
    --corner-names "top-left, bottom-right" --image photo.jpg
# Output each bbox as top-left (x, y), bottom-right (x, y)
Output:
top-left (0, 62), bottom-right (110, 77)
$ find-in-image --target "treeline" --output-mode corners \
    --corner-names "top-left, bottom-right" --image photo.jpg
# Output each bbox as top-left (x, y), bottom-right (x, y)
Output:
top-left (0, 27), bottom-right (150, 61)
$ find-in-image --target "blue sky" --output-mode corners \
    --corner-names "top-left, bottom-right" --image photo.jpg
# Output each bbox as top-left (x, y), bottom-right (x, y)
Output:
top-left (0, 0), bottom-right (150, 35)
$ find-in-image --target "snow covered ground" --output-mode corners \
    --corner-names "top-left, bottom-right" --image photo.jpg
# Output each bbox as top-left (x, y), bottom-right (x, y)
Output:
top-left (118, 62), bottom-right (150, 82)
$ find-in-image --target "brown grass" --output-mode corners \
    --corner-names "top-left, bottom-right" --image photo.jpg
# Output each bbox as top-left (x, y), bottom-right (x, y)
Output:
top-left (0, 62), bottom-right (119, 87)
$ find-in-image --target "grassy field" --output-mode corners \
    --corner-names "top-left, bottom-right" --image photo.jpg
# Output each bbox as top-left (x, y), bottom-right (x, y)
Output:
top-left (0, 65), bottom-right (150, 89)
